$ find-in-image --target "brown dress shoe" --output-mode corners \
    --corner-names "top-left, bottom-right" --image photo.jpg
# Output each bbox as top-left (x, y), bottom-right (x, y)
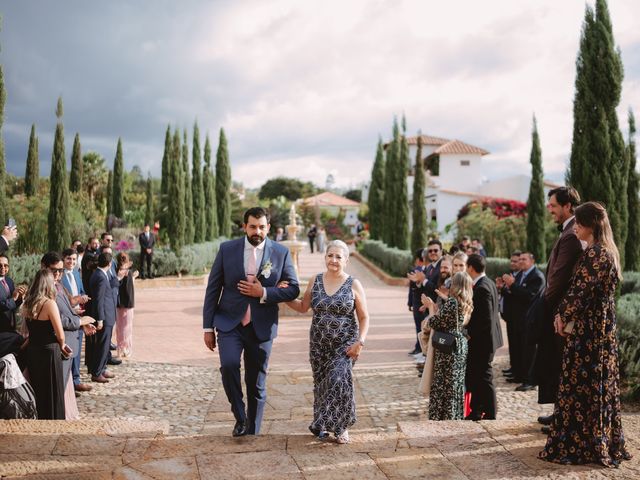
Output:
top-left (103, 370), bottom-right (115, 379)
top-left (91, 375), bottom-right (109, 383)
top-left (74, 383), bottom-right (93, 392)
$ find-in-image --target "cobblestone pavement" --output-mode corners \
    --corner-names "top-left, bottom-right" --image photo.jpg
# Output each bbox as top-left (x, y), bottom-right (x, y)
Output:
top-left (4, 247), bottom-right (640, 478)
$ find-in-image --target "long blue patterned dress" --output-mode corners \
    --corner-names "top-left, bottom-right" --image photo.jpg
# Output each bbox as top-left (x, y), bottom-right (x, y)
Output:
top-left (309, 274), bottom-right (358, 436)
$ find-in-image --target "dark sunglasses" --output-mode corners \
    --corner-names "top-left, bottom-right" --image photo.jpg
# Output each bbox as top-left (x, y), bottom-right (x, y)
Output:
top-left (49, 268), bottom-right (64, 274)
top-left (427, 249), bottom-right (440, 253)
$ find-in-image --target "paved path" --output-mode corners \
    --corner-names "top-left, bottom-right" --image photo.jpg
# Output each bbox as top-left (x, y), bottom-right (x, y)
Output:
top-left (2, 247), bottom-right (640, 479)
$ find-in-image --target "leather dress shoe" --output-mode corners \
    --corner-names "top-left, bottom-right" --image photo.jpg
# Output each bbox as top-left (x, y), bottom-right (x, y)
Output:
top-left (75, 391), bottom-right (81, 397)
top-left (515, 384), bottom-right (536, 392)
top-left (464, 413), bottom-right (482, 421)
top-left (541, 425), bottom-right (551, 434)
top-left (232, 420), bottom-right (248, 437)
top-left (506, 377), bottom-right (524, 383)
top-left (538, 414), bottom-right (553, 425)
top-left (110, 342), bottom-right (117, 350)
top-left (91, 375), bottom-right (109, 383)
top-left (103, 370), bottom-right (115, 379)
top-left (74, 383), bottom-right (93, 392)
top-left (408, 347), bottom-right (421, 356)
top-left (108, 357), bottom-right (122, 365)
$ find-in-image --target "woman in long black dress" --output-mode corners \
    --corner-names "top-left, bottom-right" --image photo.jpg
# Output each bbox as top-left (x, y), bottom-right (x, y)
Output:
top-left (284, 240), bottom-right (369, 444)
top-left (539, 202), bottom-right (631, 467)
top-left (21, 270), bottom-right (70, 420)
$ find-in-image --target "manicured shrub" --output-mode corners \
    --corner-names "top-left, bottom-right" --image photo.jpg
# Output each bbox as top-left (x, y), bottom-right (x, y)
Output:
top-left (617, 293), bottom-right (640, 398)
top-left (359, 239), bottom-right (413, 277)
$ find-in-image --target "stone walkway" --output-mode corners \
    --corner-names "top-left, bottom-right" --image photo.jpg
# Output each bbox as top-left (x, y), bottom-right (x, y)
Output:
top-left (2, 247), bottom-right (640, 478)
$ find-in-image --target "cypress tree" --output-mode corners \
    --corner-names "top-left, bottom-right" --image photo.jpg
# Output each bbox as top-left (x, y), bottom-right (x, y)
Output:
top-left (215, 128), bottom-right (232, 238)
top-left (192, 122), bottom-right (205, 243)
top-left (526, 116), bottom-right (547, 262)
top-left (106, 170), bottom-right (113, 218)
top-left (112, 138), bottom-right (125, 219)
top-left (159, 126), bottom-right (172, 231)
top-left (203, 133), bottom-right (219, 240)
top-left (395, 125), bottom-right (410, 250)
top-left (144, 173), bottom-right (154, 227)
top-left (168, 129), bottom-right (185, 250)
top-left (367, 138), bottom-right (385, 240)
top-left (48, 97), bottom-right (70, 251)
top-left (25, 124), bottom-right (39, 197)
top-left (625, 109), bottom-right (640, 271)
top-left (382, 118), bottom-right (399, 246)
top-left (411, 135), bottom-right (427, 253)
top-left (69, 133), bottom-right (82, 193)
top-left (567, 0), bottom-right (628, 266)
top-left (182, 128), bottom-right (194, 245)
top-left (0, 66), bottom-right (7, 225)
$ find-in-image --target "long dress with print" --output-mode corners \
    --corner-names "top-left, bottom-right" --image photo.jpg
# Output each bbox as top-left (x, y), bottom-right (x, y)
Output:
top-left (427, 297), bottom-right (468, 420)
top-left (539, 244), bottom-right (631, 467)
top-left (309, 274), bottom-right (358, 435)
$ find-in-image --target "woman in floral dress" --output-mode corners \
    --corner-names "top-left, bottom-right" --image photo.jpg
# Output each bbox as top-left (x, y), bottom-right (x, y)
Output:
top-left (421, 271), bottom-right (472, 420)
top-left (539, 202), bottom-right (631, 467)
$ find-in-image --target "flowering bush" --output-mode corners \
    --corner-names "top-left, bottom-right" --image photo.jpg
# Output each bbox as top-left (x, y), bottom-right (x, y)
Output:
top-left (457, 198), bottom-right (527, 220)
top-left (115, 240), bottom-right (134, 251)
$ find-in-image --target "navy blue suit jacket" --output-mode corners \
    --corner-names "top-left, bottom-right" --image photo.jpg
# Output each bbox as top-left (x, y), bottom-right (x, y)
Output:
top-left (203, 237), bottom-right (300, 342)
top-left (0, 276), bottom-right (18, 332)
top-left (88, 269), bottom-right (117, 327)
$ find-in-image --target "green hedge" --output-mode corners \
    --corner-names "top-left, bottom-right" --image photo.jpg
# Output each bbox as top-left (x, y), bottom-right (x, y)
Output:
top-left (5, 239), bottom-right (225, 286)
top-left (359, 240), bottom-right (413, 277)
top-left (617, 293), bottom-right (640, 398)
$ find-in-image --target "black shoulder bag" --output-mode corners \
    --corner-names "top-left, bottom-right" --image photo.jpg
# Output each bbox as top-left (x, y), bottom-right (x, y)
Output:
top-left (431, 330), bottom-right (456, 354)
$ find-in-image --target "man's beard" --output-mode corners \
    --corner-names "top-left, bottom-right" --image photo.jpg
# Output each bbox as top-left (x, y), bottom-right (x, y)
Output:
top-left (247, 234), bottom-right (264, 247)
top-left (440, 271), bottom-right (451, 282)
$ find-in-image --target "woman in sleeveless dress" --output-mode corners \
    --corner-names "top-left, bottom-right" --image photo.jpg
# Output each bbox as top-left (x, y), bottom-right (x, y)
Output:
top-left (283, 240), bottom-right (369, 444)
top-left (21, 269), bottom-right (71, 420)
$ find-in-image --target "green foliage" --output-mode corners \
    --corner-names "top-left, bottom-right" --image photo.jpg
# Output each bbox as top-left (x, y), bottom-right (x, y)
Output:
top-left (526, 116), bottom-right (547, 262)
top-left (344, 189), bottom-right (362, 202)
top-left (0, 66), bottom-right (7, 225)
top-left (127, 239), bottom-right (224, 277)
top-left (359, 239), bottom-right (413, 277)
top-left (159, 125), bottom-right (171, 232)
top-left (167, 129), bottom-right (186, 250)
top-left (215, 128), bottom-right (232, 237)
top-left (192, 122), bottom-right (205, 243)
top-left (382, 117), bottom-right (409, 249)
top-left (106, 170), bottom-right (113, 217)
top-left (411, 135), bottom-right (428, 253)
top-left (24, 124), bottom-right (39, 197)
top-left (203, 133), bottom-right (218, 241)
top-left (144, 175), bottom-right (154, 227)
top-left (367, 138), bottom-right (385, 241)
top-left (617, 293), bottom-right (640, 398)
top-left (567, 0), bottom-right (628, 268)
top-left (3, 254), bottom-right (41, 286)
top-left (48, 96), bottom-right (70, 251)
top-left (258, 177), bottom-right (317, 201)
top-left (69, 133), bottom-right (82, 193)
top-left (625, 109), bottom-right (640, 271)
top-left (112, 138), bottom-right (125, 219)
top-left (82, 151), bottom-right (108, 207)
top-left (182, 129), bottom-right (194, 245)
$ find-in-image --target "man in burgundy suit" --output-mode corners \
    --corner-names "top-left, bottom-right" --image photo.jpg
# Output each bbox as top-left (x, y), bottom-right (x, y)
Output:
top-left (534, 186), bottom-right (582, 431)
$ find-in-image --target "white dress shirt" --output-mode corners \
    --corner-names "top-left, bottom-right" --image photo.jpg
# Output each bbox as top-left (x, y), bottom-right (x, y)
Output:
top-left (65, 269), bottom-right (79, 296)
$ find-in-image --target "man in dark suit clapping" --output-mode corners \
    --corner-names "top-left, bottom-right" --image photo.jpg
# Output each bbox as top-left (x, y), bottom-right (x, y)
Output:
top-left (0, 254), bottom-right (26, 333)
top-left (139, 224), bottom-right (155, 279)
top-left (465, 254), bottom-right (503, 420)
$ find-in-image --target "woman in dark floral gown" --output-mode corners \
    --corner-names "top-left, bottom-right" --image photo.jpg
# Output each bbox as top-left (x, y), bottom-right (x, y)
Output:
top-left (539, 202), bottom-right (631, 467)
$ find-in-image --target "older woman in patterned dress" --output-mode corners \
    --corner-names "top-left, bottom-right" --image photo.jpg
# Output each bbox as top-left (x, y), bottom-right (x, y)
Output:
top-left (283, 240), bottom-right (369, 444)
top-left (539, 202), bottom-right (631, 467)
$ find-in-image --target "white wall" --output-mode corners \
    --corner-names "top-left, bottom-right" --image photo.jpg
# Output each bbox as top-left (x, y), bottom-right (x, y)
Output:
top-left (436, 191), bottom-right (476, 240)
top-left (438, 153), bottom-right (483, 192)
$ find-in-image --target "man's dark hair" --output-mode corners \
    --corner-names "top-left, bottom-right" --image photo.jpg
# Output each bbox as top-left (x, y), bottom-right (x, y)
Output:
top-left (427, 239), bottom-right (442, 249)
top-left (98, 252), bottom-right (113, 268)
top-left (62, 248), bottom-right (76, 258)
top-left (243, 207), bottom-right (270, 224)
top-left (548, 186), bottom-right (581, 212)
top-left (467, 253), bottom-right (486, 274)
top-left (449, 245), bottom-right (460, 255)
top-left (76, 244), bottom-right (85, 254)
top-left (100, 232), bottom-right (112, 240)
top-left (414, 248), bottom-right (424, 261)
top-left (510, 250), bottom-right (522, 258)
top-left (88, 236), bottom-right (98, 244)
top-left (144, 223), bottom-right (150, 228)
top-left (41, 251), bottom-right (63, 267)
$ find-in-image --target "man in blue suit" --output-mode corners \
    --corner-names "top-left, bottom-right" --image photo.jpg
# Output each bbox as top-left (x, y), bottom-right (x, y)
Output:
top-left (203, 207), bottom-right (300, 436)
top-left (0, 254), bottom-right (26, 333)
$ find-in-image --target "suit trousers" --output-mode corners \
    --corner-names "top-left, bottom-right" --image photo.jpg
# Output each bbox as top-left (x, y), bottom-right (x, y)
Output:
top-left (140, 250), bottom-right (153, 278)
top-left (505, 318), bottom-right (521, 377)
top-left (72, 329), bottom-right (84, 385)
top-left (412, 310), bottom-right (424, 351)
top-left (217, 323), bottom-right (273, 435)
top-left (466, 346), bottom-right (496, 419)
top-left (87, 324), bottom-right (113, 377)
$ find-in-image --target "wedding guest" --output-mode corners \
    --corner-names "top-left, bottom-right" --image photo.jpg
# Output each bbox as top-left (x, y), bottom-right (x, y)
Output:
top-left (138, 224), bottom-right (155, 279)
top-left (115, 252), bottom-right (138, 358)
top-left (283, 240), bottom-right (369, 444)
top-left (539, 202), bottom-right (631, 467)
top-left (0, 255), bottom-right (26, 333)
top-left (274, 227), bottom-right (285, 242)
top-left (307, 224), bottom-right (317, 253)
top-left (472, 238), bottom-right (487, 257)
top-left (496, 251), bottom-right (522, 381)
top-left (316, 226), bottom-right (327, 254)
top-left (81, 237), bottom-right (100, 290)
top-left (407, 248), bottom-right (426, 356)
top-left (21, 270), bottom-right (70, 419)
top-left (0, 224), bottom-right (18, 256)
top-left (421, 272), bottom-right (472, 420)
top-left (458, 236), bottom-right (471, 252)
top-left (75, 244), bottom-right (85, 272)
top-left (451, 252), bottom-right (468, 276)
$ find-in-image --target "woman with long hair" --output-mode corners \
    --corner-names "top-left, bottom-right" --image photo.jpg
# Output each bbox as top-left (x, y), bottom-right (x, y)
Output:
top-left (21, 270), bottom-right (70, 419)
top-left (421, 271), bottom-right (472, 420)
top-left (539, 201), bottom-right (631, 466)
top-left (115, 252), bottom-right (138, 358)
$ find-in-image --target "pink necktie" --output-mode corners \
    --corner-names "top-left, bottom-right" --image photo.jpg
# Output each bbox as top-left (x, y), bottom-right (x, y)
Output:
top-left (1, 278), bottom-right (8, 295)
top-left (241, 247), bottom-right (257, 326)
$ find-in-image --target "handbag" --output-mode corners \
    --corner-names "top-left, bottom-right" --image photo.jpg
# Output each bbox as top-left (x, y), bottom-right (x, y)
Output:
top-left (431, 330), bottom-right (456, 354)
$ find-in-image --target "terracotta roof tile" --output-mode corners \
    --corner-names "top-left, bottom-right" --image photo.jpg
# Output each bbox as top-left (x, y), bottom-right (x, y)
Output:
top-left (434, 139), bottom-right (489, 155)
top-left (303, 191), bottom-right (360, 207)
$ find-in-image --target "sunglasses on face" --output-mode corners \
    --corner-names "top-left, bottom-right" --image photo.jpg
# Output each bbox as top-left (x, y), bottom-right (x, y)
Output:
top-left (427, 249), bottom-right (440, 253)
top-left (49, 268), bottom-right (64, 274)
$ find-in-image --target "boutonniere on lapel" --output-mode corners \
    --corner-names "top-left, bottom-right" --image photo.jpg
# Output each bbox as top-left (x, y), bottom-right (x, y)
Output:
top-left (259, 260), bottom-right (273, 279)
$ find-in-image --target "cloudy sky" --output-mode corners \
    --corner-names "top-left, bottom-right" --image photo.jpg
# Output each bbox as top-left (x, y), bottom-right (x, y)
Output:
top-left (1, 0), bottom-right (639, 189)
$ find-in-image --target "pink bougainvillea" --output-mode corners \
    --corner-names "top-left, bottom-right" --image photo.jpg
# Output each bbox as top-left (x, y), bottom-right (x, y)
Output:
top-left (457, 198), bottom-right (527, 220)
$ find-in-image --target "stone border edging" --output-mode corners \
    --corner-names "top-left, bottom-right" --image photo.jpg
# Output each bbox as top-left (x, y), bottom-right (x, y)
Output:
top-left (135, 275), bottom-right (207, 289)
top-left (351, 251), bottom-right (409, 287)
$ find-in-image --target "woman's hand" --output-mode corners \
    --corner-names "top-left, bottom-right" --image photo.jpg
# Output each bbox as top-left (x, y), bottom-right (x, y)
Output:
top-left (435, 287), bottom-right (448, 300)
top-left (346, 341), bottom-right (363, 361)
top-left (421, 294), bottom-right (436, 315)
top-left (554, 313), bottom-right (567, 337)
top-left (277, 281), bottom-right (289, 288)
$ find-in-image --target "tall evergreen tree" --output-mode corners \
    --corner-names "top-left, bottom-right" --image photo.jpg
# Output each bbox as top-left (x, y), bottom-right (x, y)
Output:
top-left (24, 124), bottom-right (39, 197)
top-left (411, 135), bottom-right (427, 253)
top-left (395, 125), bottom-right (410, 250)
top-left (215, 128), bottom-right (232, 237)
top-left (182, 129), bottom-right (194, 245)
top-left (69, 133), bottom-right (82, 193)
top-left (0, 65), bottom-right (7, 224)
top-left (192, 122), bottom-right (205, 243)
top-left (160, 125), bottom-right (171, 229)
top-left (112, 138), bottom-right (125, 219)
top-left (167, 129), bottom-right (186, 250)
top-left (567, 0), bottom-right (628, 267)
top-left (48, 97), bottom-right (70, 251)
top-left (382, 118), bottom-right (400, 246)
top-left (625, 109), bottom-right (640, 271)
top-left (106, 170), bottom-right (113, 218)
top-left (367, 138), bottom-right (385, 240)
top-left (144, 173), bottom-right (154, 227)
top-left (526, 116), bottom-right (547, 262)
top-left (203, 133), bottom-right (219, 240)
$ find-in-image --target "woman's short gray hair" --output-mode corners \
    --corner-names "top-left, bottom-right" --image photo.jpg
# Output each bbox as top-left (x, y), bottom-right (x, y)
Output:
top-left (325, 240), bottom-right (350, 259)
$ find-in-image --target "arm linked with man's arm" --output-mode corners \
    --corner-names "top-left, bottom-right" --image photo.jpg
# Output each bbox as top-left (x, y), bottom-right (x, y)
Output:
top-left (263, 250), bottom-right (300, 303)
